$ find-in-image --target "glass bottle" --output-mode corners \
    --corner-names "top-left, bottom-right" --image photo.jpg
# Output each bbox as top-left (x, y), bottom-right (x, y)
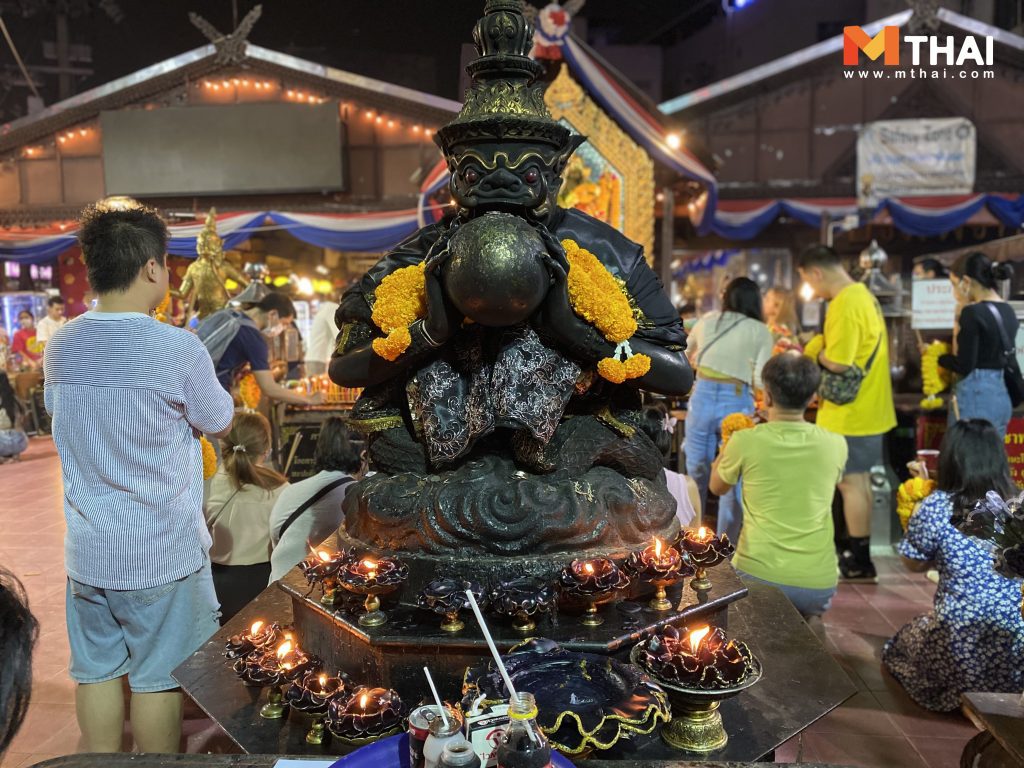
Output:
top-left (496, 693), bottom-right (551, 768)
top-left (438, 737), bottom-right (480, 768)
top-left (424, 715), bottom-right (463, 768)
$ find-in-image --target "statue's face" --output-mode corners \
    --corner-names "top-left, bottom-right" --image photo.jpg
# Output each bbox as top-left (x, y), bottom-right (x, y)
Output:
top-left (448, 142), bottom-right (564, 214)
top-left (198, 232), bottom-right (223, 260)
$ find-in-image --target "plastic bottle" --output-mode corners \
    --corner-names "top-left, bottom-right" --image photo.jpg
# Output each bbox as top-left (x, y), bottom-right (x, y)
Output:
top-left (424, 715), bottom-right (463, 768)
top-left (495, 693), bottom-right (551, 768)
top-left (438, 737), bottom-right (481, 768)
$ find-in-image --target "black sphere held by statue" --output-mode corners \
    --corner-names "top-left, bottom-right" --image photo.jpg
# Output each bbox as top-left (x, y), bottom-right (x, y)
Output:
top-left (443, 212), bottom-right (550, 327)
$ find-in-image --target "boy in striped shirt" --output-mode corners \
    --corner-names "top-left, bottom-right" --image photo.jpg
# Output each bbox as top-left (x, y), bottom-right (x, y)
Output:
top-left (44, 203), bottom-right (234, 753)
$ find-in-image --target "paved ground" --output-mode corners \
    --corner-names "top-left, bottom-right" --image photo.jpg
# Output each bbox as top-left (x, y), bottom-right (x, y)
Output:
top-left (0, 437), bottom-right (980, 767)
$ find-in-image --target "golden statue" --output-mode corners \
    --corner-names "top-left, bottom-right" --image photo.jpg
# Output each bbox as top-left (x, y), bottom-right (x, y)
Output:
top-left (176, 209), bottom-right (249, 320)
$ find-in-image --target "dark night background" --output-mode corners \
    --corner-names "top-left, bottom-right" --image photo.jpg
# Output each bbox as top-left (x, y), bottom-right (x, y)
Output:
top-left (0, 0), bottom-right (710, 121)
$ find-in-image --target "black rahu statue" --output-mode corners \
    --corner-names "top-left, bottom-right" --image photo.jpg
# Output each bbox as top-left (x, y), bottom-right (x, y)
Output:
top-left (330, 0), bottom-right (693, 575)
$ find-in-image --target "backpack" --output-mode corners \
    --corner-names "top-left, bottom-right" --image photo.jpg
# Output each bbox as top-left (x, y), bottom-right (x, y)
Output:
top-left (197, 309), bottom-right (259, 368)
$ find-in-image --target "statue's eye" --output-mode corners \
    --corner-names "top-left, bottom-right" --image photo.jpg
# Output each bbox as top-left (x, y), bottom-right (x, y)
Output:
top-left (524, 169), bottom-right (539, 183)
top-left (464, 169), bottom-right (479, 184)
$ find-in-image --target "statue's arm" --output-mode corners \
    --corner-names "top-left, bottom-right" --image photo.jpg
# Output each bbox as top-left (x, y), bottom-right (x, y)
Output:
top-left (329, 317), bottom-right (444, 388)
top-left (222, 262), bottom-right (250, 285)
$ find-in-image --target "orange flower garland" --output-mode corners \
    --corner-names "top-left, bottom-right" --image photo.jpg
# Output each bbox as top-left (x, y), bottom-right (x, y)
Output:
top-left (720, 412), bottom-right (756, 449)
top-left (154, 292), bottom-right (172, 324)
top-left (199, 435), bottom-right (218, 480)
top-left (897, 477), bottom-right (936, 531)
top-left (370, 263), bottom-right (427, 361)
top-left (562, 238), bottom-right (651, 383)
top-left (239, 373), bottom-right (262, 410)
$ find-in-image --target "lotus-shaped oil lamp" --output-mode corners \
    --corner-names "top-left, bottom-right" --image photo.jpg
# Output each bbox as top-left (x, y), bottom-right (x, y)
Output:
top-left (624, 538), bottom-right (694, 611)
top-left (417, 577), bottom-right (486, 633)
top-left (488, 576), bottom-right (558, 632)
top-left (223, 620), bottom-right (282, 661)
top-left (558, 558), bottom-right (630, 627)
top-left (338, 556), bottom-right (408, 627)
top-left (326, 686), bottom-right (407, 745)
top-left (677, 527), bottom-right (734, 592)
top-left (631, 624), bottom-right (761, 753)
top-left (285, 670), bottom-right (350, 744)
top-left (299, 547), bottom-right (352, 606)
top-left (233, 638), bottom-right (322, 719)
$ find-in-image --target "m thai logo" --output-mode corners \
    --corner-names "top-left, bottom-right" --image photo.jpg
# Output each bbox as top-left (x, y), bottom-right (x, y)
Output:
top-left (843, 26), bottom-right (901, 65)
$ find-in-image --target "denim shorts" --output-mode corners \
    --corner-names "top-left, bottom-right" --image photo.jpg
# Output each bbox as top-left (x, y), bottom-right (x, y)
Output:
top-left (66, 560), bottom-right (221, 692)
top-left (736, 569), bottom-right (836, 618)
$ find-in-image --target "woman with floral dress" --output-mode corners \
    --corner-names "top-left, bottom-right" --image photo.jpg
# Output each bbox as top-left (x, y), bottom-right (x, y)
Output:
top-left (882, 419), bottom-right (1024, 712)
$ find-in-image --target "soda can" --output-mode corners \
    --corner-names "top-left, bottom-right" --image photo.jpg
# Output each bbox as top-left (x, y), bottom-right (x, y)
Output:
top-left (409, 705), bottom-right (441, 768)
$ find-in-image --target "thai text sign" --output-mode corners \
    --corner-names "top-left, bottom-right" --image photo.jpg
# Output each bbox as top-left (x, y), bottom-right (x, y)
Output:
top-left (911, 279), bottom-right (956, 330)
top-left (857, 118), bottom-right (975, 207)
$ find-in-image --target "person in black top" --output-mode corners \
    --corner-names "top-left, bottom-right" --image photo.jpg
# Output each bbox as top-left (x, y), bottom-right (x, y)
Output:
top-left (939, 251), bottom-right (1017, 437)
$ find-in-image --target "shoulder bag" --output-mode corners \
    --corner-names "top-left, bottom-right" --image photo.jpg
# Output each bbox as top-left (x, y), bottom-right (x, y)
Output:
top-left (984, 303), bottom-right (1024, 407)
top-left (276, 475), bottom-right (353, 541)
top-left (818, 302), bottom-right (884, 405)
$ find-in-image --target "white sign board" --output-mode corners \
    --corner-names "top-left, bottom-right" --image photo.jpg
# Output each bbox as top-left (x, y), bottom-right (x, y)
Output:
top-left (857, 118), bottom-right (976, 207)
top-left (911, 279), bottom-right (957, 330)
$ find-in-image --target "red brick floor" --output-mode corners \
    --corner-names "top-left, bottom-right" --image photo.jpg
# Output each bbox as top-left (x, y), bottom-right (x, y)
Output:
top-left (0, 438), bottom-right (981, 767)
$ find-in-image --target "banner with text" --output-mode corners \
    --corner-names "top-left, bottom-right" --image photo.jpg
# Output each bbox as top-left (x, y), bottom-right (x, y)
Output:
top-left (857, 118), bottom-right (976, 207)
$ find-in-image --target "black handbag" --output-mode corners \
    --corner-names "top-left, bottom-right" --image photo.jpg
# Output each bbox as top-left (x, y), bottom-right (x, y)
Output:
top-left (984, 303), bottom-right (1024, 408)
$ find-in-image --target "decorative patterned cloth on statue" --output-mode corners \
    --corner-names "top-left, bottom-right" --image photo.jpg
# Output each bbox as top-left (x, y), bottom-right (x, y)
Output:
top-left (413, 325), bottom-right (580, 464)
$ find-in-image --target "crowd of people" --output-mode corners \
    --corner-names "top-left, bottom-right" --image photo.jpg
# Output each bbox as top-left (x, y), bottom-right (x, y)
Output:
top-left (0, 200), bottom-right (1021, 761)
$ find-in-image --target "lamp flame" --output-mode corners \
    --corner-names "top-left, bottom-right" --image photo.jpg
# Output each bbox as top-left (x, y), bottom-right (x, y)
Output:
top-left (698, 526), bottom-right (709, 540)
top-left (319, 674), bottom-right (327, 687)
top-left (250, 620), bottom-right (264, 635)
top-left (688, 625), bottom-right (711, 654)
top-left (361, 559), bottom-right (376, 570)
top-left (359, 693), bottom-right (369, 709)
top-left (583, 562), bottom-right (595, 575)
top-left (654, 538), bottom-right (663, 558)
top-left (276, 640), bottom-right (293, 658)
top-left (317, 550), bottom-right (332, 562)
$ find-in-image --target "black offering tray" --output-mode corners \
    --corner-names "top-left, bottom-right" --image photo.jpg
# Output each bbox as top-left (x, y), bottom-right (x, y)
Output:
top-left (464, 638), bottom-right (669, 756)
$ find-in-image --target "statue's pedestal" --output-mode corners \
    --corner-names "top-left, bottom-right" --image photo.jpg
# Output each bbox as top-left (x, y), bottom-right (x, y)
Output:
top-left (279, 563), bottom-right (749, 702)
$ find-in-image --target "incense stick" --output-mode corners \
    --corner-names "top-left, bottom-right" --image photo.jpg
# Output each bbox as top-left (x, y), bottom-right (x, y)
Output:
top-left (464, 589), bottom-right (520, 706)
top-left (423, 667), bottom-right (450, 729)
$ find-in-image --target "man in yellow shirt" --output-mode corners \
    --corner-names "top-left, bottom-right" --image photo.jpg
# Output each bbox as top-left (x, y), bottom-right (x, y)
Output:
top-left (710, 354), bottom-right (847, 621)
top-left (798, 245), bottom-right (897, 581)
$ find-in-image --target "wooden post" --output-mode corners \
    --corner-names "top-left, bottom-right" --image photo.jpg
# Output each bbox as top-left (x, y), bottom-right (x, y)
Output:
top-left (660, 186), bottom-right (674, 289)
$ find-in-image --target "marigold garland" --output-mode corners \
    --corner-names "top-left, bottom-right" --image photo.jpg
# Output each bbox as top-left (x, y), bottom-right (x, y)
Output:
top-left (720, 412), bottom-right (756, 449)
top-left (920, 341), bottom-right (952, 410)
top-left (897, 477), bottom-right (936, 531)
top-left (199, 435), bottom-right (218, 480)
top-left (239, 373), bottom-right (261, 410)
top-left (562, 238), bottom-right (650, 382)
top-left (154, 291), bottom-right (172, 324)
top-left (370, 262), bottom-right (427, 361)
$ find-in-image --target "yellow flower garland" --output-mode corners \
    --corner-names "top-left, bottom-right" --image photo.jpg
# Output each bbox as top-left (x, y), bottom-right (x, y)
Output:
top-left (366, 238), bottom-right (650, 383)
top-left (154, 291), bottom-right (172, 324)
top-left (897, 477), bottom-right (936, 531)
top-left (920, 341), bottom-right (952, 410)
top-left (199, 435), bottom-right (218, 480)
top-left (239, 373), bottom-right (262, 410)
top-left (562, 238), bottom-right (651, 382)
top-left (720, 412), bottom-right (756, 449)
top-left (370, 262), bottom-right (427, 361)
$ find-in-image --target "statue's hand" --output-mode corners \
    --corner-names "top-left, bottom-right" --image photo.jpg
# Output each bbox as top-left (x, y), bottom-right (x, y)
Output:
top-left (422, 270), bottom-right (461, 344)
top-left (423, 218), bottom-right (462, 275)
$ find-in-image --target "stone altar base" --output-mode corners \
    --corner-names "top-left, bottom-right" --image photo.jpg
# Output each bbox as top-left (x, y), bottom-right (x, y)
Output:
top-left (279, 562), bottom-right (749, 702)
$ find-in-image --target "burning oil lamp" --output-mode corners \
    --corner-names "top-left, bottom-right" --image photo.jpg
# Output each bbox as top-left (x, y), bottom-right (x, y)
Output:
top-left (326, 686), bottom-right (407, 745)
top-left (417, 577), bottom-right (486, 633)
top-left (224, 620), bottom-right (282, 661)
top-left (677, 527), bottom-right (734, 592)
top-left (488, 575), bottom-right (558, 632)
top-left (338, 556), bottom-right (408, 627)
top-left (285, 669), bottom-right (350, 744)
top-left (299, 548), bottom-right (351, 606)
top-left (558, 558), bottom-right (630, 627)
top-left (624, 538), bottom-right (694, 611)
top-left (234, 638), bottom-right (322, 719)
top-left (630, 624), bottom-right (761, 753)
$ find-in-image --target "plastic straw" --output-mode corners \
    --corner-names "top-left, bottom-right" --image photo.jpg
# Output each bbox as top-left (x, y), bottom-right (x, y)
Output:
top-left (422, 666), bottom-right (450, 729)
top-left (464, 589), bottom-right (520, 706)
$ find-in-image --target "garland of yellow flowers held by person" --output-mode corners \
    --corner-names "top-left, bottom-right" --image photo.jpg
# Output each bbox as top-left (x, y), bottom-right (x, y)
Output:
top-left (920, 341), bottom-right (952, 410)
top-left (239, 373), bottom-right (262, 411)
top-left (200, 435), bottom-right (218, 480)
top-left (897, 477), bottom-right (937, 531)
top-left (366, 239), bottom-right (651, 383)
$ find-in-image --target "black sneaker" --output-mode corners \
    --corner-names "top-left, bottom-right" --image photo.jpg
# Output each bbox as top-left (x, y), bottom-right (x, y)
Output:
top-left (838, 551), bottom-right (878, 583)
